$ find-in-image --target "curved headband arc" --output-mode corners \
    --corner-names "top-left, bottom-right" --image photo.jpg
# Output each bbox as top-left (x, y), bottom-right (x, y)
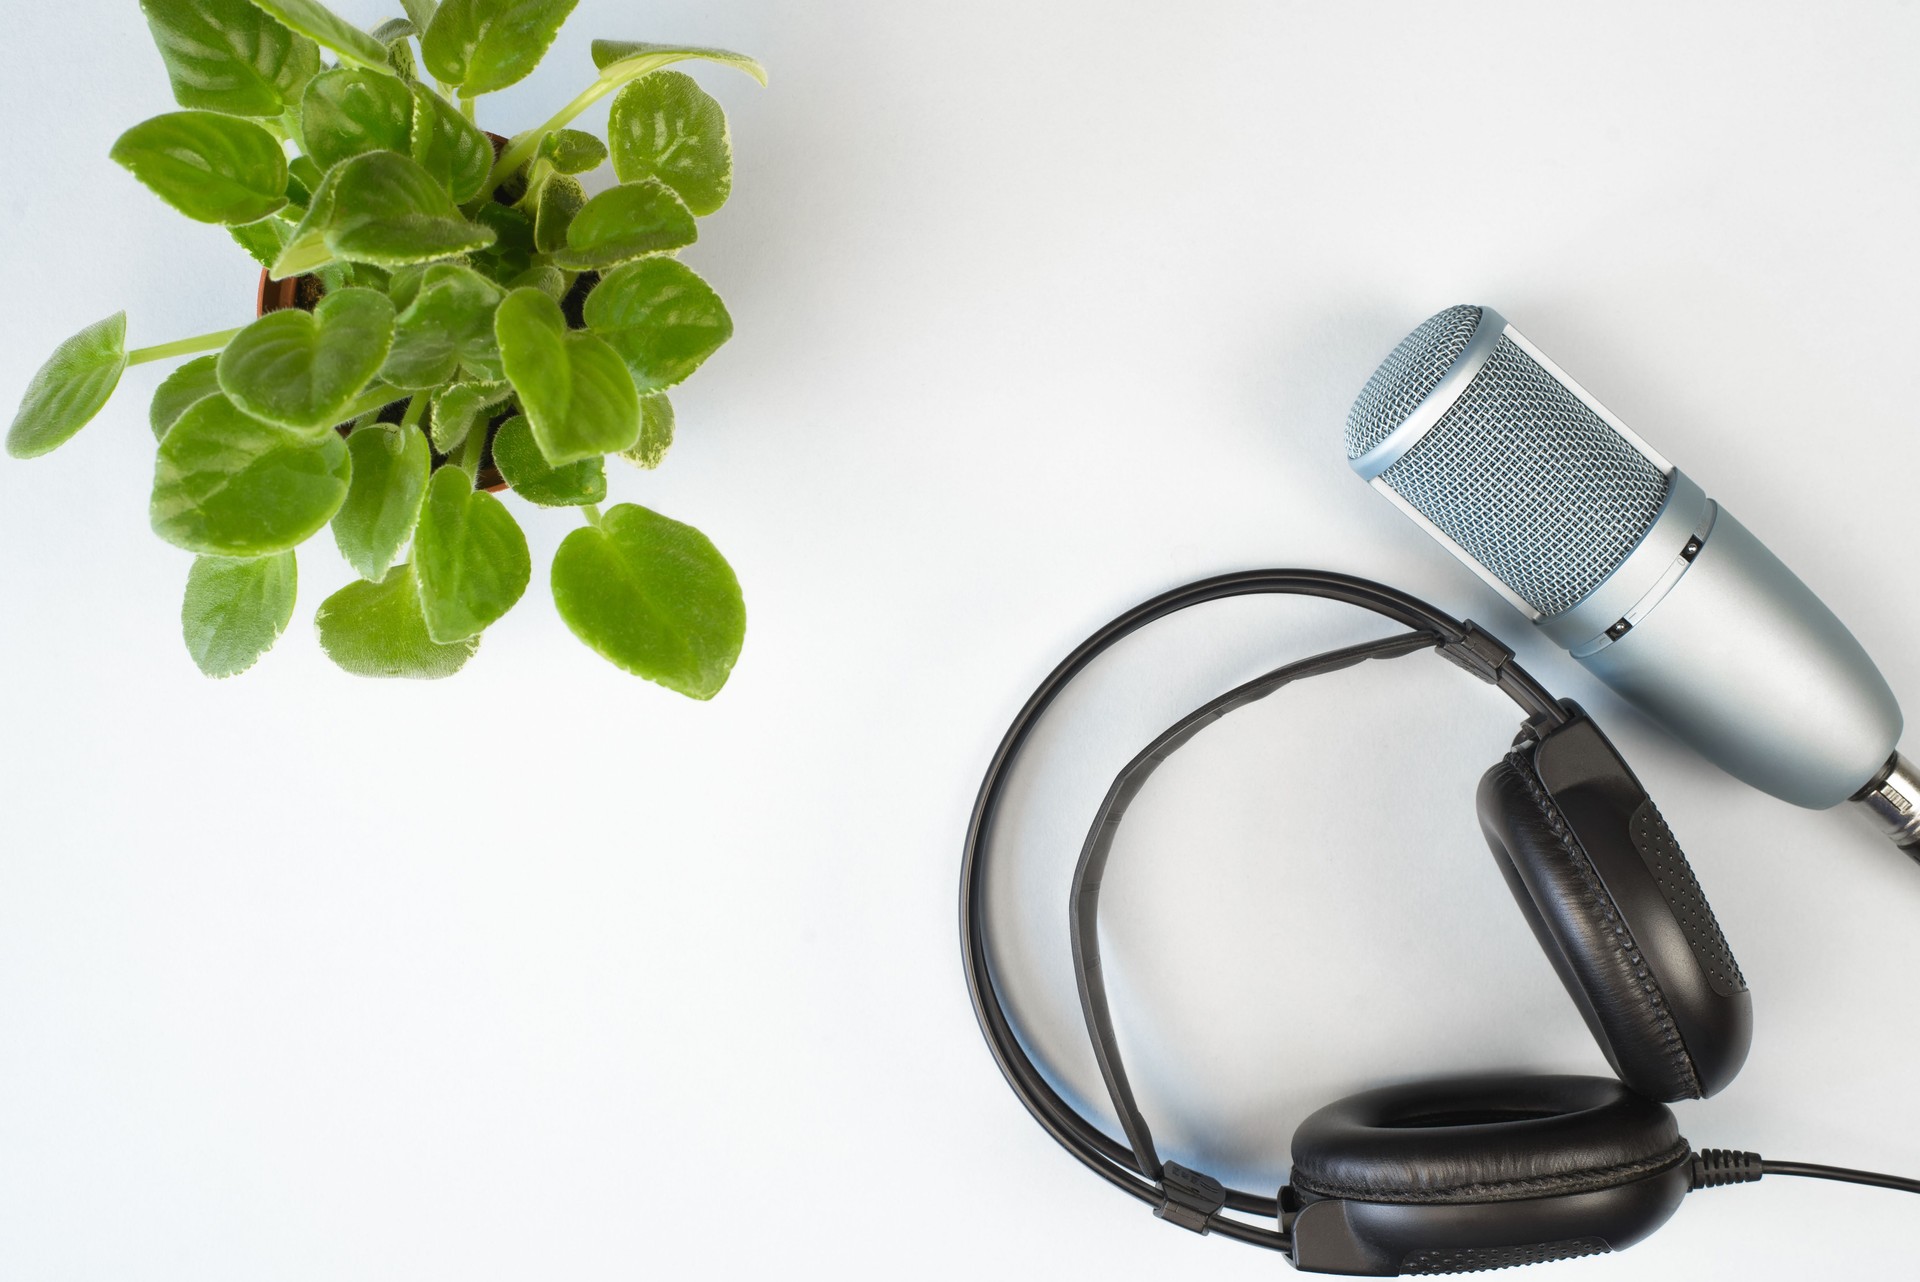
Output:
top-left (959, 569), bottom-right (1569, 1249)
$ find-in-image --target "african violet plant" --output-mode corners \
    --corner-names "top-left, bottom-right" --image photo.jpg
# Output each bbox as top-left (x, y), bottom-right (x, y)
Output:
top-left (5, 0), bottom-right (763, 697)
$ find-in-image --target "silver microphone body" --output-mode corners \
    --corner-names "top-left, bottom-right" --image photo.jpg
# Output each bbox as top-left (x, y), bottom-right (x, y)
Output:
top-left (1346, 306), bottom-right (1908, 831)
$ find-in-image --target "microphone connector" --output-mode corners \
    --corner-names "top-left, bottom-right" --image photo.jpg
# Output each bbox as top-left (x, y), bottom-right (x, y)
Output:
top-left (1851, 752), bottom-right (1920, 861)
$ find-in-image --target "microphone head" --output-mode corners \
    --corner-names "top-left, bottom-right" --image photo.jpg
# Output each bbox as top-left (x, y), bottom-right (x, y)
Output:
top-left (1346, 306), bottom-right (1671, 619)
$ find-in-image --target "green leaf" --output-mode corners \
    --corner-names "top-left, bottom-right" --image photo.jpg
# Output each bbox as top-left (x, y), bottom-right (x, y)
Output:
top-left (549, 179), bottom-right (696, 271)
top-left (382, 263), bottom-right (504, 389)
top-left (551, 503), bottom-right (744, 697)
top-left (151, 354), bottom-right (224, 440)
top-left (182, 551), bottom-right (298, 677)
top-left (151, 394), bottom-right (352, 556)
top-left (506, 264), bottom-right (566, 300)
top-left (495, 287), bottom-right (640, 464)
top-left (421, 0), bottom-right (578, 96)
top-left (218, 287), bottom-right (396, 430)
top-left (333, 423), bottom-right (430, 581)
top-left (140, 0), bottom-right (320, 117)
top-left (492, 414), bottom-right (604, 505)
top-left (324, 151), bottom-right (497, 267)
top-left (428, 380), bottom-right (509, 452)
top-left (231, 216), bottom-right (294, 270)
top-left (299, 67), bottom-right (414, 170)
top-left (110, 111), bottom-right (288, 225)
top-left (247, 0), bottom-right (398, 73)
top-left (619, 392), bottom-right (674, 469)
top-left (583, 257), bottom-right (731, 393)
top-left (409, 82), bottom-right (494, 202)
top-left (589, 40), bottom-right (767, 85)
top-left (315, 561), bottom-right (477, 678)
top-left (538, 128), bottom-right (607, 175)
top-left (413, 466), bottom-right (530, 641)
top-left (7, 313), bottom-right (129, 459)
top-left (531, 171), bottom-right (585, 253)
top-left (609, 70), bottom-right (732, 216)
top-left (401, 0), bottom-right (440, 30)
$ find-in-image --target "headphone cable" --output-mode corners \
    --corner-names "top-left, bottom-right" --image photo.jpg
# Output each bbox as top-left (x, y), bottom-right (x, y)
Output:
top-left (1691, 1150), bottom-right (1920, 1195)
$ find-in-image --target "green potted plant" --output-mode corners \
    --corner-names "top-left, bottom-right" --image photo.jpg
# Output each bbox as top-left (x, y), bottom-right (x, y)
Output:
top-left (7, 0), bottom-right (763, 698)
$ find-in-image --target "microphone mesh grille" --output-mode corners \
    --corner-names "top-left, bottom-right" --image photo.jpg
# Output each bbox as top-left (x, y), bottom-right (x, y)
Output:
top-left (1345, 305), bottom-right (1483, 458)
top-left (1378, 337), bottom-right (1669, 615)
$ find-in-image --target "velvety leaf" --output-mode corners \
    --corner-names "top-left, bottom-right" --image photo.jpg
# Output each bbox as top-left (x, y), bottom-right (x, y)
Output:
top-left (333, 422), bottom-right (429, 581)
top-left (323, 151), bottom-right (497, 266)
top-left (421, 0), bottom-right (579, 95)
top-left (412, 466), bottom-right (530, 641)
top-left (231, 216), bottom-right (294, 270)
top-left (609, 70), bottom-right (732, 215)
top-left (428, 380), bottom-right (509, 452)
top-left (151, 394), bottom-right (352, 556)
top-left (531, 172), bottom-right (585, 253)
top-left (111, 111), bottom-right (289, 225)
top-left (218, 287), bottom-right (396, 430)
top-left (248, 0), bottom-right (397, 73)
top-left (582, 257), bottom-right (731, 393)
top-left (401, 0), bottom-right (439, 29)
top-left (182, 550), bottom-right (297, 677)
top-left (549, 179), bottom-right (696, 271)
top-left (589, 40), bottom-right (767, 85)
top-left (494, 287), bottom-right (640, 464)
top-left (537, 128), bottom-right (607, 175)
top-left (506, 264), bottom-right (565, 300)
top-left (619, 392), bottom-right (674, 469)
top-left (7, 313), bottom-right (129, 459)
top-left (409, 82), bottom-right (494, 202)
top-left (299, 67), bottom-right (414, 170)
top-left (382, 263), bottom-right (504, 389)
top-left (491, 414), bottom-right (604, 505)
top-left (140, 0), bottom-right (320, 117)
top-left (550, 503), bottom-right (744, 697)
top-left (290, 153), bottom-right (325, 193)
top-left (151, 354), bottom-right (224, 440)
top-left (315, 561), bottom-right (477, 677)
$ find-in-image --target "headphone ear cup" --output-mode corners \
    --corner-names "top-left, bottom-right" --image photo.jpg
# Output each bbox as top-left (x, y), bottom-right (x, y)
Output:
top-left (1287, 1074), bottom-right (1692, 1274)
top-left (1477, 719), bottom-right (1751, 1101)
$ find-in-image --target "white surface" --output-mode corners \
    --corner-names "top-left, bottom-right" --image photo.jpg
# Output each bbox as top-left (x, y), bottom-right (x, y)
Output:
top-left (2, 2), bottom-right (1917, 1278)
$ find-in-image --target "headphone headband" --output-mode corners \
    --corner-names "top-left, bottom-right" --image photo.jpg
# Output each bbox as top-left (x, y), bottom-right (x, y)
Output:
top-left (960, 570), bottom-right (1569, 1250)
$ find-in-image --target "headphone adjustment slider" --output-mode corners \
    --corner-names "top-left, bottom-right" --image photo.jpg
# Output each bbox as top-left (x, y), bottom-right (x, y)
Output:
top-left (1153, 1162), bottom-right (1226, 1234)
top-left (1437, 622), bottom-right (1514, 685)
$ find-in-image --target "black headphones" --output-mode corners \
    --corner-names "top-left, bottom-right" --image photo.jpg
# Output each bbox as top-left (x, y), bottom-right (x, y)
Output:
top-left (961, 570), bottom-right (1917, 1275)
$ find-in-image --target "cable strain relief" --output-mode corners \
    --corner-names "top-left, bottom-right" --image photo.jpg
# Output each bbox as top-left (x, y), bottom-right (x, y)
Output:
top-left (1690, 1148), bottom-right (1765, 1190)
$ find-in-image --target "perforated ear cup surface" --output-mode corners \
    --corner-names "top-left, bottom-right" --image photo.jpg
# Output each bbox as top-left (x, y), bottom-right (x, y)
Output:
top-left (1289, 1074), bottom-right (1686, 1205)
top-left (1466, 740), bottom-right (1758, 1105)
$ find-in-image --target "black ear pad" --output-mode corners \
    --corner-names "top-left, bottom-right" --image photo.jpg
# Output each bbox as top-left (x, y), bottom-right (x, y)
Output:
top-left (1289, 1074), bottom-right (1685, 1205)
top-left (1478, 713), bottom-right (1752, 1101)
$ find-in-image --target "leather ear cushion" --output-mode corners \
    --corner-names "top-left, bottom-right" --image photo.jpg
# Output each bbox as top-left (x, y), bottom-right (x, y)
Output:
top-left (1478, 759), bottom-right (1703, 1102)
top-left (1289, 1074), bottom-right (1686, 1204)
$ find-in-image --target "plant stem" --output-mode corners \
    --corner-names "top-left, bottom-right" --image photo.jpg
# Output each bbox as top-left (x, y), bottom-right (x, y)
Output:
top-left (126, 326), bottom-right (247, 367)
top-left (460, 93), bottom-right (477, 123)
top-left (459, 415), bottom-right (488, 479)
top-left (400, 392), bottom-right (429, 434)
top-left (580, 503), bottom-right (605, 528)
top-left (490, 79), bottom-right (613, 189)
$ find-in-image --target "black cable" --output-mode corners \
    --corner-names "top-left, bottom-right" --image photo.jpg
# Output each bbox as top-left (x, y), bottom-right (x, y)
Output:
top-left (1691, 1149), bottom-right (1920, 1195)
top-left (959, 569), bottom-right (1571, 1254)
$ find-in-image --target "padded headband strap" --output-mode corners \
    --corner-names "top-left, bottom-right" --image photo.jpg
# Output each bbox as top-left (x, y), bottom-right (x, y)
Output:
top-left (1071, 630), bottom-right (1438, 1185)
top-left (960, 570), bottom-right (1568, 1250)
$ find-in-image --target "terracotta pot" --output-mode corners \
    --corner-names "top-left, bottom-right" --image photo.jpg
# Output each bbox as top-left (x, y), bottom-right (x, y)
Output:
top-left (254, 133), bottom-right (513, 490)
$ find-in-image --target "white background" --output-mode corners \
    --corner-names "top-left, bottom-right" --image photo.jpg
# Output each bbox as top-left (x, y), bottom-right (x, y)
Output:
top-left (2, 2), bottom-right (1916, 1278)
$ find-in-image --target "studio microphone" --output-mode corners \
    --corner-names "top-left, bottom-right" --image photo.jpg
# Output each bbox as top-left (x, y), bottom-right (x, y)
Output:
top-left (1344, 305), bottom-right (1919, 858)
